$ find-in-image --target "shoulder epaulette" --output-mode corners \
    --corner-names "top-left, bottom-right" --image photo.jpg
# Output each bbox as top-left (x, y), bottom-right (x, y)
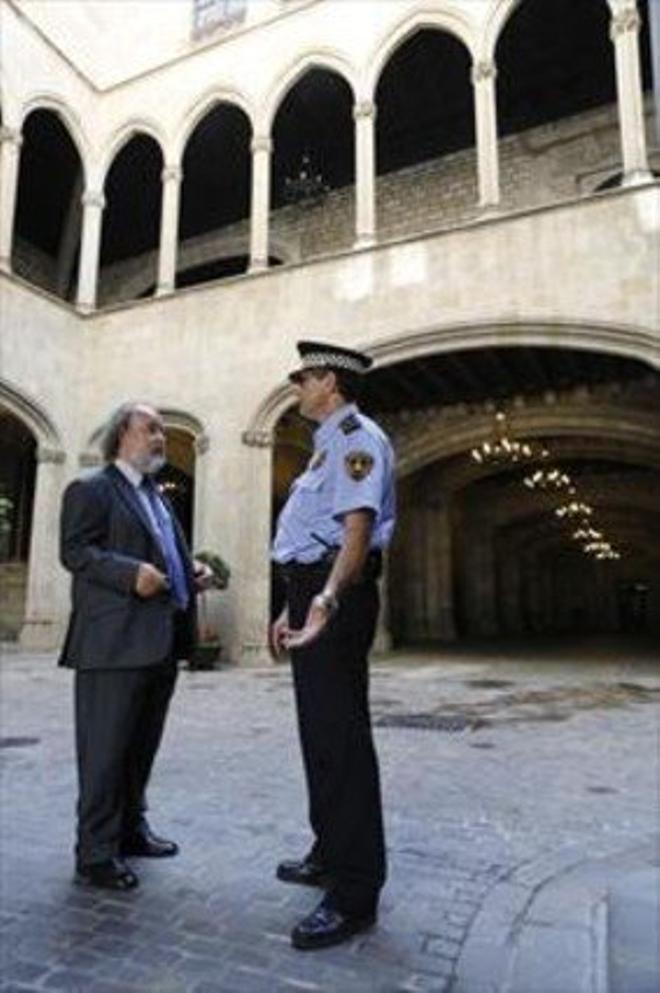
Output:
top-left (340, 413), bottom-right (360, 435)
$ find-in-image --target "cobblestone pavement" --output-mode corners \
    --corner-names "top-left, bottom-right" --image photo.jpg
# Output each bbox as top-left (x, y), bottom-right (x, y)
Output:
top-left (1, 639), bottom-right (658, 993)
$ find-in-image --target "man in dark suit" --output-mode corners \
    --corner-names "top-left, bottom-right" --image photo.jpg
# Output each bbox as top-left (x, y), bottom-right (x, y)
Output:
top-left (59, 401), bottom-right (209, 891)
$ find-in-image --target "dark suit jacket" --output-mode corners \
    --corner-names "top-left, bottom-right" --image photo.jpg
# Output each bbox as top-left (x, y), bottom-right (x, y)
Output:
top-left (58, 464), bottom-right (197, 669)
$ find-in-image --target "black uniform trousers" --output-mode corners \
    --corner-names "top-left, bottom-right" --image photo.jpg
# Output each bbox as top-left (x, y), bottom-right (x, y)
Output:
top-left (74, 658), bottom-right (177, 867)
top-left (286, 564), bottom-right (386, 917)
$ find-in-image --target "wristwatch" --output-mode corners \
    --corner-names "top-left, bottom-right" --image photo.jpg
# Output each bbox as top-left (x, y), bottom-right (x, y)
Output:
top-left (313, 590), bottom-right (339, 614)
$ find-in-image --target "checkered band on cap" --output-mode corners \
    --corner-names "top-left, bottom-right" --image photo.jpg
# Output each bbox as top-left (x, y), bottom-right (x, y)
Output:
top-left (300, 351), bottom-right (366, 374)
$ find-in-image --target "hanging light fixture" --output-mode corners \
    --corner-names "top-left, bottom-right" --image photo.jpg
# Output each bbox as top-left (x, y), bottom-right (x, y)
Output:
top-left (555, 501), bottom-right (593, 519)
top-left (523, 467), bottom-right (575, 492)
top-left (284, 152), bottom-right (330, 208)
top-left (470, 411), bottom-right (550, 465)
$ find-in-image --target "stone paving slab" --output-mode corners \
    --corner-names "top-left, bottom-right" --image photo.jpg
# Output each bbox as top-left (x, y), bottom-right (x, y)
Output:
top-left (1, 641), bottom-right (659, 992)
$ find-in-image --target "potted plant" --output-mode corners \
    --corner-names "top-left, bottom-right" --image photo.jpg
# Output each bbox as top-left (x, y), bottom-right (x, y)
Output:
top-left (190, 551), bottom-right (231, 670)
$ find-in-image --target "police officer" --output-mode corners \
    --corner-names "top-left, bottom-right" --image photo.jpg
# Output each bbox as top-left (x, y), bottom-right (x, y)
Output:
top-left (271, 340), bottom-right (396, 951)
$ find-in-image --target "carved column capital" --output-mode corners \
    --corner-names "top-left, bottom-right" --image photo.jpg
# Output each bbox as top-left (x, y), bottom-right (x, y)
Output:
top-left (241, 429), bottom-right (273, 448)
top-left (610, 5), bottom-right (641, 40)
top-left (81, 190), bottom-right (106, 210)
top-left (471, 59), bottom-right (497, 84)
top-left (161, 164), bottom-right (183, 184)
top-left (37, 447), bottom-right (66, 465)
top-left (0, 127), bottom-right (23, 149)
top-left (194, 433), bottom-right (210, 455)
top-left (78, 451), bottom-right (103, 468)
top-left (353, 100), bottom-right (377, 121)
top-left (251, 135), bottom-right (272, 155)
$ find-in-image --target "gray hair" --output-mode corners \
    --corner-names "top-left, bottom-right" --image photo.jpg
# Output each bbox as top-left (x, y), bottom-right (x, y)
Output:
top-left (100, 401), bottom-right (154, 462)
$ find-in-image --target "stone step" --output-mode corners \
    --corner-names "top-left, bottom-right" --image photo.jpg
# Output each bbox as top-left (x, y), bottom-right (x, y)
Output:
top-left (453, 840), bottom-right (660, 993)
top-left (607, 867), bottom-right (660, 993)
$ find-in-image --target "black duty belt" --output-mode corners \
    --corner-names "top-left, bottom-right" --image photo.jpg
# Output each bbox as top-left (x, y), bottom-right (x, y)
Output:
top-left (277, 548), bottom-right (382, 581)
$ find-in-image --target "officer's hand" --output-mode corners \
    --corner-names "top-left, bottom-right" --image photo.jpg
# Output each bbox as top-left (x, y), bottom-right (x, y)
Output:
top-left (135, 562), bottom-right (169, 598)
top-left (284, 600), bottom-right (330, 651)
top-left (269, 607), bottom-right (290, 659)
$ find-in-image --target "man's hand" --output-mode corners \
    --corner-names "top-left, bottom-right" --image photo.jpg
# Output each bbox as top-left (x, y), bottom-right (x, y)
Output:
top-left (269, 607), bottom-right (290, 659)
top-left (193, 560), bottom-right (214, 593)
top-left (284, 598), bottom-right (331, 651)
top-left (135, 562), bottom-right (169, 598)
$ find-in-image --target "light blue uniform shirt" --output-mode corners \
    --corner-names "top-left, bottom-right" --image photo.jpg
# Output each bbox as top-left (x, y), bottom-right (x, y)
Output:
top-left (272, 403), bottom-right (396, 565)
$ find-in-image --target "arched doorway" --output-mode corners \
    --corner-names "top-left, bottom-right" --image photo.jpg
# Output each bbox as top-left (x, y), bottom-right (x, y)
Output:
top-left (13, 108), bottom-right (84, 300)
top-left (0, 409), bottom-right (37, 638)
top-left (369, 345), bottom-right (660, 645)
top-left (268, 342), bottom-right (660, 649)
top-left (271, 67), bottom-right (355, 258)
top-left (99, 134), bottom-right (164, 305)
top-left (156, 426), bottom-right (196, 544)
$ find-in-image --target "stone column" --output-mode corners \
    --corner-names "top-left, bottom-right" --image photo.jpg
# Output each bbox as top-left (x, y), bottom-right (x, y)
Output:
top-left (373, 550), bottom-right (392, 652)
top-left (249, 135), bottom-right (272, 272)
top-left (20, 446), bottom-right (68, 651)
top-left (471, 60), bottom-right (500, 209)
top-left (0, 127), bottom-right (23, 273)
top-left (156, 164), bottom-right (183, 296)
top-left (610, 4), bottom-right (651, 184)
top-left (354, 100), bottom-right (377, 247)
top-left (235, 428), bottom-right (274, 664)
top-left (76, 190), bottom-right (105, 311)
top-left (56, 170), bottom-right (84, 297)
top-left (426, 499), bottom-right (457, 641)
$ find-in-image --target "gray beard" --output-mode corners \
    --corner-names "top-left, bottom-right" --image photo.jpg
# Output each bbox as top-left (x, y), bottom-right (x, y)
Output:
top-left (135, 453), bottom-right (166, 476)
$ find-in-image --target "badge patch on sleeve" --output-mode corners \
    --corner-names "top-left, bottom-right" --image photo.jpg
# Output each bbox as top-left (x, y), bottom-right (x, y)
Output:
top-left (345, 450), bottom-right (374, 481)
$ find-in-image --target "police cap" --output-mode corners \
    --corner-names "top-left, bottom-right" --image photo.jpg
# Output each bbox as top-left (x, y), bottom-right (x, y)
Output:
top-left (288, 340), bottom-right (373, 383)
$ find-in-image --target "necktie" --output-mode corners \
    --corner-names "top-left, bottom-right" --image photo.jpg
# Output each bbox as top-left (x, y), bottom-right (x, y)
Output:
top-left (140, 478), bottom-right (189, 610)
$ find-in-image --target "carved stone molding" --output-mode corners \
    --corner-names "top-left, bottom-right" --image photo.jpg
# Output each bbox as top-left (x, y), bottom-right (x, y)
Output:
top-left (610, 6), bottom-right (641, 40)
top-left (81, 190), bottom-right (106, 210)
top-left (37, 447), bottom-right (66, 465)
top-left (195, 433), bottom-right (210, 455)
top-left (471, 60), bottom-right (497, 84)
top-left (251, 135), bottom-right (273, 155)
top-left (0, 127), bottom-right (23, 149)
top-left (79, 451), bottom-right (103, 468)
top-left (161, 165), bottom-right (183, 184)
top-left (353, 100), bottom-right (377, 121)
top-left (241, 428), bottom-right (272, 448)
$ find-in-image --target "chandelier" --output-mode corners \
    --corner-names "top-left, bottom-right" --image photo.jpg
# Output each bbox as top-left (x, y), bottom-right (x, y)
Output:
top-left (555, 501), bottom-right (593, 519)
top-left (284, 152), bottom-right (330, 208)
top-left (467, 409), bottom-right (624, 562)
top-left (524, 467), bottom-right (574, 492)
top-left (470, 411), bottom-right (549, 465)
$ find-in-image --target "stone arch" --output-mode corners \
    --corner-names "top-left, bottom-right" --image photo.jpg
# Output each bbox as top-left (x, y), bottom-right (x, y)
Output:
top-left (98, 117), bottom-right (168, 182)
top-left (19, 94), bottom-right (90, 178)
top-left (396, 402), bottom-right (660, 478)
top-left (366, 6), bottom-right (476, 98)
top-left (481, 0), bottom-right (616, 60)
top-left (0, 377), bottom-right (63, 455)
top-left (174, 88), bottom-right (255, 162)
top-left (84, 404), bottom-right (207, 457)
top-left (261, 50), bottom-right (358, 133)
top-left (244, 318), bottom-right (660, 441)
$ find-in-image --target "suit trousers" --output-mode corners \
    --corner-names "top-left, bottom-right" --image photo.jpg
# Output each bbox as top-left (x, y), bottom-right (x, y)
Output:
top-left (286, 566), bottom-right (386, 916)
top-left (74, 659), bottom-right (177, 866)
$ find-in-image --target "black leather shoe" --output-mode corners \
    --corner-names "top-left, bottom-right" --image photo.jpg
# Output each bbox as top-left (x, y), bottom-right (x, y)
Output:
top-left (120, 828), bottom-right (179, 858)
top-left (291, 898), bottom-right (376, 950)
top-left (276, 857), bottom-right (331, 888)
top-left (75, 857), bottom-right (139, 891)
